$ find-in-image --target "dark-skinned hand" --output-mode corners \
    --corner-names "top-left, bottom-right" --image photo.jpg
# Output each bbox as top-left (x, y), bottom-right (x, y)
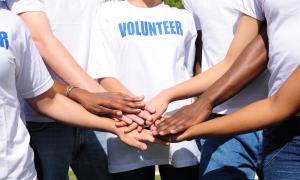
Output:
top-left (153, 96), bottom-right (213, 136)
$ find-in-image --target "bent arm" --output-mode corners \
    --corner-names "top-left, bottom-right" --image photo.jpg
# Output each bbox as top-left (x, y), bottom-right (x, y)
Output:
top-left (162, 14), bottom-right (263, 102)
top-left (19, 12), bottom-right (104, 92)
top-left (200, 23), bottom-right (268, 107)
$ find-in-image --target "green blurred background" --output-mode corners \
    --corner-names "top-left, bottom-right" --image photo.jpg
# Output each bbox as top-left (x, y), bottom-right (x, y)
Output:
top-left (165, 0), bottom-right (183, 8)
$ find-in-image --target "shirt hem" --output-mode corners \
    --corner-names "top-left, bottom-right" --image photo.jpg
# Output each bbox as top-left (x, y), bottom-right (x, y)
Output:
top-left (109, 157), bottom-right (200, 173)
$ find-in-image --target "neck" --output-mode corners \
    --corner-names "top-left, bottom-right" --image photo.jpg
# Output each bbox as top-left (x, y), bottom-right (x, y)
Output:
top-left (127, 0), bottom-right (162, 8)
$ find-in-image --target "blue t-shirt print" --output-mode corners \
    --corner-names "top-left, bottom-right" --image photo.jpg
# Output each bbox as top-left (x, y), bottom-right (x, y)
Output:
top-left (118, 20), bottom-right (183, 38)
top-left (0, 31), bottom-right (9, 49)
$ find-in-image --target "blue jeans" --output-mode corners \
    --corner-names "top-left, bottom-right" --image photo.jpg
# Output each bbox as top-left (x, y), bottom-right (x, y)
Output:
top-left (262, 116), bottom-right (300, 180)
top-left (27, 122), bottom-right (112, 180)
top-left (198, 114), bottom-right (262, 180)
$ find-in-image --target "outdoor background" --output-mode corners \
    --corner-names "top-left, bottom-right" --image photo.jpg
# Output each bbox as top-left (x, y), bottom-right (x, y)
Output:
top-left (69, 0), bottom-right (183, 180)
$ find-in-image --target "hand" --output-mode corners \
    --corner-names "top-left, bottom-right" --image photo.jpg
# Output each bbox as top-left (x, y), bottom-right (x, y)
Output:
top-left (114, 110), bottom-right (153, 126)
top-left (115, 119), bottom-right (143, 133)
top-left (116, 128), bottom-right (169, 151)
top-left (145, 91), bottom-right (171, 126)
top-left (154, 95), bottom-right (213, 136)
top-left (70, 89), bottom-right (145, 116)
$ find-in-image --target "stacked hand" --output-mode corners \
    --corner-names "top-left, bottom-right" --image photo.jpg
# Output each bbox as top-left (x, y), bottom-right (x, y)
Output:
top-left (150, 95), bottom-right (214, 143)
top-left (71, 88), bottom-right (213, 150)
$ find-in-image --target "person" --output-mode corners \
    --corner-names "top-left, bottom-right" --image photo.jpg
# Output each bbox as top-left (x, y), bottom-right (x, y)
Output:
top-left (0, 4), bottom-right (161, 179)
top-left (88, 0), bottom-right (200, 179)
top-left (5, 0), bottom-right (153, 179)
top-left (160, 0), bottom-right (300, 179)
top-left (147, 0), bottom-right (268, 179)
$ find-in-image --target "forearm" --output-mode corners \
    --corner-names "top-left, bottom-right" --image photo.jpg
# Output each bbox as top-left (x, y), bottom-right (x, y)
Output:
top-left (203, 30), bottom-right (268, 107)
top-left (19, 12), bottom-right (104, 93)
top-left (99, 77), bottom-right (133, 95)
top-left (27, 89), bottom-right (117, 132)
top-left (184, 66), bottom-right (300, 139)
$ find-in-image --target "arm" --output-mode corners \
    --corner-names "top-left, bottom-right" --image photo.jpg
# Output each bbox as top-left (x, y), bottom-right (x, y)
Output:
top-left (26, 87), bottom-right (163, 151)
top-left (155, 22), bottom-right (268, 135)
top-left (18, 12), bottom-right (104, 93)
top-left (162, 15), bottom-right (263, 102)
top-left (146, 30), bottom-right (202, 121)
top-left (171, 65), bottom-right (300, 141)
top-left (53, 81), bottom-right (145, 116)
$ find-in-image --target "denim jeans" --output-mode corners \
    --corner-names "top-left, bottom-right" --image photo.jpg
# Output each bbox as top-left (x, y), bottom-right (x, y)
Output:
top-left (262, 116), bottom-right (300, 180)
top-left (27, 122), bottom-right (112, 180)
top-left (198, 114), bottom-right (262, 180)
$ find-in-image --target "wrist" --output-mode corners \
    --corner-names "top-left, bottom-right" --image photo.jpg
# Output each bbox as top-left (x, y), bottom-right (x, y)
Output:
top-left (194, 95), bottom-right (214, 111)
top-left (160, 88), bottom-right (174, 103)
top-left (68, 87), bottom-right (87, 102)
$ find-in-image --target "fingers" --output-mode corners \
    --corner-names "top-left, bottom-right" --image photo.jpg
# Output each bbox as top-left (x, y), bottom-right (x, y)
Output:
top-left (124, 122), bottom-right (139, 133)
top-left (117, 115), bottom-right (133, 125)
top-left (89, 105), bottom-right (122, 117)
top-left (125, 114), bottom-right (145, 125)
top-left (144, 104), bottom-right (156, 114)
top-left (123, 95), bottom-right (144, 102)
top-left (137, 110), bottom-right (153, 122)
top-left (115, 121), bottom-right (128, 128)
top-left (130, 140), bottom-right (148, 151)
top-left (137, 126), bottom-right (143, 132)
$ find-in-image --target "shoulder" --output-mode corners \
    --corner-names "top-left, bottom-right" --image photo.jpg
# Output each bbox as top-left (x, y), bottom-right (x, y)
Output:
top-left (98, 1), bottom-right (125, 12)
top-left (0, 8), bottom-right (26, 33)
top-left (0, 8), bottom-right (32, 52)
top-left (96, 1), bottom-right (125, 19)
top-left (5, 0), bottom-right (45, 14)
top-left (167, 6), bottom-right (195, 24)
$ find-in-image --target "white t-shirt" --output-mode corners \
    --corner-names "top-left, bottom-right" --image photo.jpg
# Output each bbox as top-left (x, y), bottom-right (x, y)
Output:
top-left (183, 0), bottom-right (268, 114)
top-left (0, 5), bottom-right (53, 180)
top-left (240, 0), bottom-right (300, 99)
top-left (6, 0), bottom-right (118, 122)
top-left (88, 1), bottom-right (200, 173)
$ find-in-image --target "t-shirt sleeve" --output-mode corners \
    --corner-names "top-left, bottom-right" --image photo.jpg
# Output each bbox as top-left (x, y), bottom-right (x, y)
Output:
top-left (14, 20), bottom-right (53, 99)
top-left (184, 13), bottom-right (197, 77)
top-left (6, 0), bottom-right (45, 14)
top-left (239, 0), bottom-right (265, 21)
top-left (182, 0), bottom-right (201, 30)
top-left (87, 4), bottom-right (117, 79)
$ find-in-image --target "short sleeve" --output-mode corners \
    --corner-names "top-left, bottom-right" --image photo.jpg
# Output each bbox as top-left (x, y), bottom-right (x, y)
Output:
top-left (182, 0), bottom-right (201, 30)
top-left (240, 0), bottom-right (265, 21)
top-left (87, 4), bottom-right (117, 79)
top-left (184, 13), bottom-right (197, 77)
top-left (14, 20), bottom-right (53, 99)
top-left (6, 0), bottom-right (45, 14)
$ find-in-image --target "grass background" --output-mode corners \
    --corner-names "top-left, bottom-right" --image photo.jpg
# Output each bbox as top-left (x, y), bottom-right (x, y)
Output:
top-left (69, 0), bottom-right (183, 179)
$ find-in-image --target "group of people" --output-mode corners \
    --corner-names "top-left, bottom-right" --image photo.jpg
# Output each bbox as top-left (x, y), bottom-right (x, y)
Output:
top-left (1, 0), bottom-right (300, 180)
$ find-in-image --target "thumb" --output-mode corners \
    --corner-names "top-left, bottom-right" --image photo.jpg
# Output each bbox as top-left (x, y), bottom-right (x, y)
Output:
top-left (130, 139), bottom-right (148, 151)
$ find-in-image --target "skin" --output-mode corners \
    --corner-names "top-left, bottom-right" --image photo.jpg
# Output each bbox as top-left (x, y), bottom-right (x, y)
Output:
top-left (98, 0), bottom-right (168, 132)
top-left (53, 81), bottom-right (145, 117)
top-left (26, 86), bottom-right (168, 151)
top-left (150, 16), bottom-right (266, 135)
top-left (163, 65), bottom-right (300, 142)
top-left (18, 9), bottom-right (145, 120)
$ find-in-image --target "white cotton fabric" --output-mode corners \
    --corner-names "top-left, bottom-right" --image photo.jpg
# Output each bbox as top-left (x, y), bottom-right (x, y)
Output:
top-left (88, 1), bottom-right (200, 173)
top-left (182, 0), bottom-right (268, 114)
top-left (0, 5), bottom-right (53, 180)
top-left (240, 0), bottom-right (300, 100)
top-left (6, 0), bottom-right (119, 122)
